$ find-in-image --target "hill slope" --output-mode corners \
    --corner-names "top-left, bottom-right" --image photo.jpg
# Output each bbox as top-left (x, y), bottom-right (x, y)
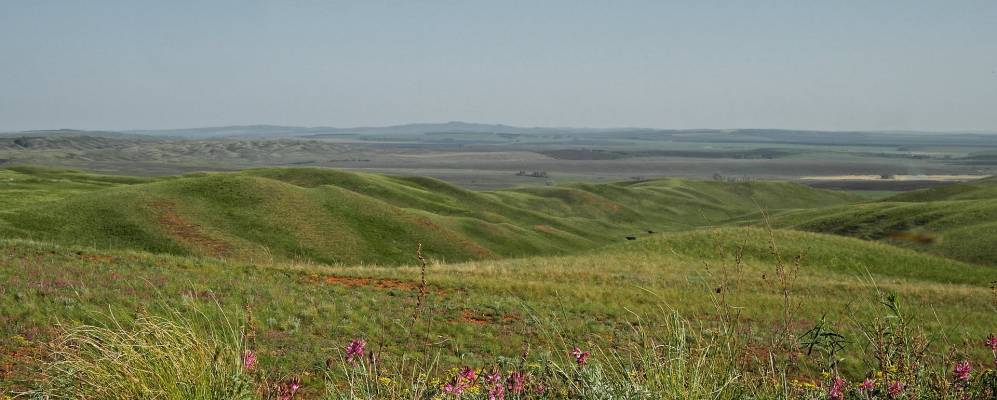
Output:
top-left (762, 177), bottom-right (997, 265)
top-left (0, 167), bottom-right (859, 265)
top-left (2, 227), bottom-right (993, 387)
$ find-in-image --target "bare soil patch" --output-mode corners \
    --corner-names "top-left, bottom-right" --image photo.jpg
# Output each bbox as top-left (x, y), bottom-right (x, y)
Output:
top-left (151, 201), bottom-right (230, 256)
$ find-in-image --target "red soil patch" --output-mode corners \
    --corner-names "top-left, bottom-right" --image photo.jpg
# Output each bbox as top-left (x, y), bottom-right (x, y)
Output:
top-left (534, 224), bottom-right (560, 234)
top-left (78, 253), bottom-right (115, 263)
top-left (0, 345), bottom-right (42, 374)
top-left (0, 328), bottom-right (52, 388)
top-left (304, 274), bottom-right (446, 295)
top-left (459, 309), bottom-right (489, 325)
top-left (501, 313), bottom-right (522, 323)
top-left (151, 201), bottom-right (230, 257)
top-left (455, 310), bottom-right (523, 326)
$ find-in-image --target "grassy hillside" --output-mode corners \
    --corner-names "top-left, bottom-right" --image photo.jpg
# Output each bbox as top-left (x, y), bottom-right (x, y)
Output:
top-left (0, 165), bottom-right (155, 209)
top-left (760, 177), bottom-right (997, 265)
top-left (0, 167), bottom-right (859, 265)
top-left (2, 227), bottom-right (993, 392)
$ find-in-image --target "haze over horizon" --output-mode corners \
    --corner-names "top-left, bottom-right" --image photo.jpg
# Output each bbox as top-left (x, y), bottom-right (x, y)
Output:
top-left (2, 1), bottom-right (996, 132)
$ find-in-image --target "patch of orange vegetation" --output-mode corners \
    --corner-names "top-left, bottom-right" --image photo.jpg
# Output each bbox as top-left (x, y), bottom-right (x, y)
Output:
top-left (0, 330), bottom-right (50, 388)
top-left (151, 201), bottom-right (230, 257)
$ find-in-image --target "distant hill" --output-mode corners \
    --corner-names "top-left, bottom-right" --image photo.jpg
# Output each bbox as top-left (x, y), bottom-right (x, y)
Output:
top-left (761, 177), bottom-right (997, 265)
top-left (0, 129), bottom-right (154, 140)
top-left (125, 122), bottom-right (655, 139)
top-left (6, 124), bottom-right (996, 148)
top-left (0, 167), bottom-right (858, 265)
top-left (0, 134), bottom-right (347, 167)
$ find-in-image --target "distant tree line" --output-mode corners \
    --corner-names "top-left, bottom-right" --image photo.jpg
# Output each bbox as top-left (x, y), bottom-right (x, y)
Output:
top-left (712, 173), bottom-right (755, 183)
top-left (516, 170), bottom-right (548, 178)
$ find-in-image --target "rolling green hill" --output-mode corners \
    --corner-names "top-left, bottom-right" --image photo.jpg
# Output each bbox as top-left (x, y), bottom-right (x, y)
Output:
top-left (2, 227), bottom-right (993, 389)
top-left (761, 176), bottom-right (997, 266)
top-left (2, 167), bottom-right (994, 394)
top-left (0, 167), bottom-right (859, 265)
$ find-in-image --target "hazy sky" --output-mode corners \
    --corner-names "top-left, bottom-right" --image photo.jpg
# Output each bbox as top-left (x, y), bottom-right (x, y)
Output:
top-left (2, 1), bottom-right (996, 132)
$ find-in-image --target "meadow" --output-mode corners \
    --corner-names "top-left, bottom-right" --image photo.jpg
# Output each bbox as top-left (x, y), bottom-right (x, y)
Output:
top-left (0, 166), bottom-right (995, 399)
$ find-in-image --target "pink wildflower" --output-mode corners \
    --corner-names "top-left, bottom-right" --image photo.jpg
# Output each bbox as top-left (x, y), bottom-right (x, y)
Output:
top-left (345, 339), bottom-right (366, 363)
top-left (953, 361), bottom-right (972, 382)
top-left (488, 383), bottom-right (506, 400)
top-left (443, 382), bottom-right (464, 396)
top-left (459, 366), bottom-right (477, 382)
top-left (486, 369), bottom-right (502, 384)
top-left (827, 377), bottom-right (845, 400)
top-left (507, 372), bottom-right (525, 393)
top-left (987, 334), bottom-right (997, 351)
top-left (571, 346), bottom-right (590, 365)
top-left (887, 381), bottom-right (905, 398)
top-left (278, 377), bottom-right (301, 400)
top-left (242, 350), bottom-right (256, 371)
top-left (858, 379), bottom-right (875, 392)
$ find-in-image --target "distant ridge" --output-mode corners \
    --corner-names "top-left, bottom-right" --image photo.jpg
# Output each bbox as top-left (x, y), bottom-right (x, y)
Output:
top-left (4, 122), bottom-right (995, 140)
top-left (124, 121), bottom-right (655, 138)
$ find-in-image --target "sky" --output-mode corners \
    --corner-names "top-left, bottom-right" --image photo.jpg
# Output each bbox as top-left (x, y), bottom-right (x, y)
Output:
top-left (1, 1), bottom-right (996, 132)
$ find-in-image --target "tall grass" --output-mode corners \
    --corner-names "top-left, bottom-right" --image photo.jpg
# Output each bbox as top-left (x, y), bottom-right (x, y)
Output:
top-left (17, 292), bottom-right (997, 399)
top-left (317, 294), bottom-right (753, 399)
top-left (26, 308), bottom-right (254, 400)
top-left (9, 231), bottom-right (997, 399)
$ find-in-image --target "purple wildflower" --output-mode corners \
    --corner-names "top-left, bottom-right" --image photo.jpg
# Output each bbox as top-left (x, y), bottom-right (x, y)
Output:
top-left (858, 379), bottom-right (875, 392)
top-left (345, 339), bottom-right (366, 363)
top-left (827, 377), bottom-right (845, 400)
top-left (887, 381), bottom-right (905, 398)
top-left (459, 366), bottom-right (477, 382)
top-left (486, 370), bottom-right (502, 384)
top-left (954, 360), bottom-right (972, 382)
top-left (484, 368), bottom-right (505, 400)
top-left (242, 350), bottom-right (256, 371)
top-left (507, 372), bottom-right (525, 393)
top-left (443, 382), bottom-right (464, 396)
top-left (571, 346), bottom-right (590, 366)
top-left (987, 334), bottom-right (997, 351)
top-left (278, 377), bottom-right (301, 400)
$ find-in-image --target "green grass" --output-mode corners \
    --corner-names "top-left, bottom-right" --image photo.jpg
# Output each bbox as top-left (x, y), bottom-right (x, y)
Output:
top-left (2, 227), bottom-right (994, 393)
top-left (2, 166), bottom-right (995, 397)
top-left (0, 166), bottom-right (155, 210)
top-left (757, 177), bottom-right (997, 265)
top-left (27, 309), bottom-right (254, 400)
top-left (0, 167), bottom-right (860, 265)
